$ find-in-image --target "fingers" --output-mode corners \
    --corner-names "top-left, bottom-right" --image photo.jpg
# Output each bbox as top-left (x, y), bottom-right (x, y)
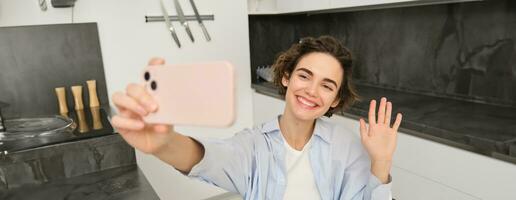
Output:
top-left (377, 97), bottom-right (386, 124)
top-left (148, 57), bottom-right (165, 66)
top-left (359, 118), bottom-right (368, 139)
top-left (119, 109), bottom-right (141, 120)
top-left (112, 115), bottom-right (145, 131)
top-left (112, 92), bottom-right (147, 116)
top-left (368, 99), bottom-right (377, 126)
top-left (385, 101), bottom-right (392, 125)
top-left (126, 83), bottom-right (158, 113)
top-left (393, 113), bottom-right (402, 131)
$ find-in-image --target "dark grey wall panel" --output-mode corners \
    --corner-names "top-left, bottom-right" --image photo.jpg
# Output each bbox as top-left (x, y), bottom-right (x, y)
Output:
top-left (0, 23), bottom-right (109, 118)
top-left (249, 0), bottom-right (516, 108)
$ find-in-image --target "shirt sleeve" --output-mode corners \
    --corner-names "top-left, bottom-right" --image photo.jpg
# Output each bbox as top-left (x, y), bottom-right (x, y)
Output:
top-left (185, 128), bottom-right (255, 195)
top-left (339, 134), bottom-right (393, 200)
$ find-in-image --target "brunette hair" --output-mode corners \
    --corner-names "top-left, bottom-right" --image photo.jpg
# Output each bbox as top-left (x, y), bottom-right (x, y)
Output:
top-left (272, 35), bottom-right (359, 117)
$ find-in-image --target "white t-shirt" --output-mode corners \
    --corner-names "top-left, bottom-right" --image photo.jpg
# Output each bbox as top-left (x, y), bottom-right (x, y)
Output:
top-left (282, 137), bottom-right (322, 200)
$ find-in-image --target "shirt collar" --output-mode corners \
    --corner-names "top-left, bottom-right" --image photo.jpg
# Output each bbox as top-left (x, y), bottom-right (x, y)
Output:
top-left (261, 115), bottom-right (332, 144)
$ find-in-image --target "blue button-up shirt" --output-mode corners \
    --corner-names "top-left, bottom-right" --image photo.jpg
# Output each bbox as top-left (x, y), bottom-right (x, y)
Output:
top-left (188, 116), bottom-right (392, 200)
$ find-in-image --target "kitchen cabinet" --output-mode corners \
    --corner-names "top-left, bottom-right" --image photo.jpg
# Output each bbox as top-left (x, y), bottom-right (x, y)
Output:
top-left (330, 0), bottom-right (418, 9)
top-left (390, 166), bottom-right (478, 200)
top-left (248, 0), bottom-right (482, 15)
top-left (248, 0), bottom-right (277, 14)
top-left (276, 0), bottom-right (331, 13)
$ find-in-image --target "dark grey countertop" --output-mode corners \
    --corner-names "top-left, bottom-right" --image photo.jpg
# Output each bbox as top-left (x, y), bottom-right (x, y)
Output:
top-left (0, 164), bottom-right (159, 200)
top-left (253, 82), bottom-right (516, 165)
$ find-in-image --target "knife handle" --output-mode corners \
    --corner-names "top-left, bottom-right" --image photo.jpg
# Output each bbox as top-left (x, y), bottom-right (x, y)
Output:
top-left (86, 80), bottom-right (100, 108)
top-left (55, 87), bottom-right (69, 114)
top-left (71, 85), bottom-right (84, 110)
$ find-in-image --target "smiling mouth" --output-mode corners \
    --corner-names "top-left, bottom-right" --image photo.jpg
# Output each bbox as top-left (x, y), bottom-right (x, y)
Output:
top-left (296, 96), bottom-right (319, 110)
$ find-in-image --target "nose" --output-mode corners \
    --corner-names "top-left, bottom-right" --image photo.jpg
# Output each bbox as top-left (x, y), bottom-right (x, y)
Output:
top-left (304, 82), bottom-right (318, 98)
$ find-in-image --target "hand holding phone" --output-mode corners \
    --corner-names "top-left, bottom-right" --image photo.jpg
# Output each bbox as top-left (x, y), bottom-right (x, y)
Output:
top-left (113, 58), bottom-right (222, 171)
top-left (112, 58), bottom-right (174, 154)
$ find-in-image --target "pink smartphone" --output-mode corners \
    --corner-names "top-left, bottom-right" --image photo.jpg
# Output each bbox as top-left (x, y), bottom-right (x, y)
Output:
top-left (141, 61), bottom-right (235, 127)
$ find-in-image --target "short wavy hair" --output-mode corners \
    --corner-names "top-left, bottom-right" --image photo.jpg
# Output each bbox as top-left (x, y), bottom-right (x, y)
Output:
top-left (272, 35), bottom-right (359, 117)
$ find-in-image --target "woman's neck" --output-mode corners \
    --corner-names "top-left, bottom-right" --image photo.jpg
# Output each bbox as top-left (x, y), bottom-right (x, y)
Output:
top-left (279, 111), bottom-right (316, 151)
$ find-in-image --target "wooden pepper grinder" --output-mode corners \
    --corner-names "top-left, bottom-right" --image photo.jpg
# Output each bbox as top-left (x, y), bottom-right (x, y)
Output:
top-left (87, 80), bottom-right (102, 130)
top-left (76, 109), bottom-right (89, 133)
top-left (71, 86), bottom-right (84, 110)
top-left (90, 107), bottom-right (103, 130)
top-left (55, 87), bottom-right (69, 116)
top-left (71, 85), bottom-right (89, 133)
top-left (86, 80), bottom-right (100, 108)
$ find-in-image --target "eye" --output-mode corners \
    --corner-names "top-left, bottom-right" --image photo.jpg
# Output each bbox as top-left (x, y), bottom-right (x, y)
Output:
top-left (323, 85), bottom-right (334, 91)
top-left (298, 74), bottom-right (308, 80)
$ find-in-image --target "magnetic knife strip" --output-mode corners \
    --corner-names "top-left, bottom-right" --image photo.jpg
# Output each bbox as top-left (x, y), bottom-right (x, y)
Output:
top-left (149, 0), bottom-right (213, 48)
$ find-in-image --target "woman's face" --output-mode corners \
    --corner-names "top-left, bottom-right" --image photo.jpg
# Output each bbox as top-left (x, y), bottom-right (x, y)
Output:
top-left (282, 52), bottom-right (343, 121)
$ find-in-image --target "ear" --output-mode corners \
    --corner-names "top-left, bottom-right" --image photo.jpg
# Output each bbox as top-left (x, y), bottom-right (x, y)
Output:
top-left (281, 73), bottom-right (289, 87)
top-left (330, 97), bottom-right (340, 108)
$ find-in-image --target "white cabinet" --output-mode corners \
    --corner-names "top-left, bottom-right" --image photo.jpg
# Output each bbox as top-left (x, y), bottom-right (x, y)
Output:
top-left (276, 0), bottom-right (331, 13)
top-left (248, 0), bottom-right (331, 14)
top-left (330, 0), bottom-right (418, 9)
top-left (248, 0), bottom-right (481, 15)
top-left (391, 166), bottom-right (478, 200)
top-left (248, 0), bottom-right (278, 14)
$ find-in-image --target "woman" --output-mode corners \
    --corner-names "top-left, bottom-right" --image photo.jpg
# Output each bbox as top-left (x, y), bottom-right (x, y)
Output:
top-left (112, 36), bottom-right (402, 200)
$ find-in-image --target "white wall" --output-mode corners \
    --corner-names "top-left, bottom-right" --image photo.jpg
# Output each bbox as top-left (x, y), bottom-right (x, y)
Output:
top-left (0, 0), bottom-right (253, 199)
top-left (0, 1), bottom-right (72, 25)
top-left (253, 92), bottom-right (516, 200)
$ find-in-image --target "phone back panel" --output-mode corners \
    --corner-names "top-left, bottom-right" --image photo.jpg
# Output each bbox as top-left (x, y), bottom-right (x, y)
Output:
top-left (142, 61), bottom-right (235, 127)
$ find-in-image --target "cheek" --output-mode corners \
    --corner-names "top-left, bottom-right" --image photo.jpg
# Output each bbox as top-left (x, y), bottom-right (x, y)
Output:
top-left (322, 92), bottom-right (338, 105)
top-left (287, 79), bottom-right (306, 91)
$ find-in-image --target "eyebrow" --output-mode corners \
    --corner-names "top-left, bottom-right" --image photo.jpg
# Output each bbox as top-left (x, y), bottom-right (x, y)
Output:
top-left (295, 67), bottom-right (339, 88)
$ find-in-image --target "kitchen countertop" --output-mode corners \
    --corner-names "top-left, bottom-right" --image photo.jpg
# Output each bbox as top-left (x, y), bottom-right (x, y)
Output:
top-left (253, 82), bottom-right (516, 165)
top-left (0, 108), bottom-right (115, 153)
top-left (0, 164), bottom-right (159, 200)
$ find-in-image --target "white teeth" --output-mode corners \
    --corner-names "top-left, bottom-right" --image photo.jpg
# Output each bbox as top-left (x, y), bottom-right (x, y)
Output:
top-left (298, 96), bottom-right (316, 107)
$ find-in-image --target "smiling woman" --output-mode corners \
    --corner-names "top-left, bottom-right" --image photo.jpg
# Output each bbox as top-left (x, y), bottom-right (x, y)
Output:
top-left (273, 36), bottom-right (359, 118)
top-left (112, 35), bottom-right (402, 200)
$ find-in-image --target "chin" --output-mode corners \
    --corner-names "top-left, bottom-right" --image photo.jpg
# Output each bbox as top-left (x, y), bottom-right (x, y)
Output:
top-left (292, 110), bottom-right (320, 121)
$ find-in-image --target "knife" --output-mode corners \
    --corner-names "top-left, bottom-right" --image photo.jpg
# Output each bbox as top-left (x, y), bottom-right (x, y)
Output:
top-left (174, 0), bottom-right (195, 42)
top-left (159, 0), bottom-right (181, 48)
top-left (189, 0), bottom-right (211, 41)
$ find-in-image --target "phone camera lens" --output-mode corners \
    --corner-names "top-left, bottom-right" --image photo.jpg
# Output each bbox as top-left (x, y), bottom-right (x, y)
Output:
top-left (151, 81), bottom-right (157, 90)
top-left (144, 72), bottom-right (150, 81)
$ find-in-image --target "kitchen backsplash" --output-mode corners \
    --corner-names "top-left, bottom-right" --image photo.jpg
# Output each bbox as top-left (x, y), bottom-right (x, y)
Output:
top-left (249, 0), bottom-right (516, 108)
top-left (0, 23), bottom-right (110, 118)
